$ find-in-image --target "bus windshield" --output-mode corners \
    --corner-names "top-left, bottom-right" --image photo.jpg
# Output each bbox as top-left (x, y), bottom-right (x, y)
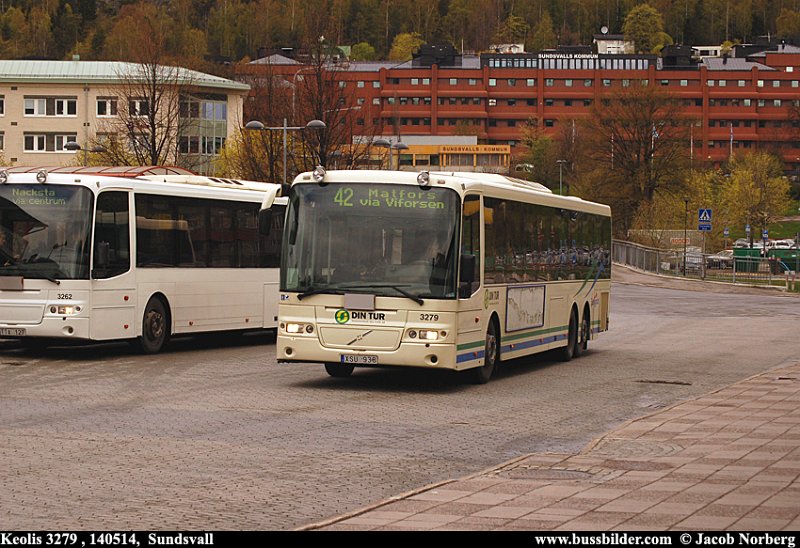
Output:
top-left (0, 185), bottom-right (94, 281)
top-left (282, 183), bottom-right (461, 300)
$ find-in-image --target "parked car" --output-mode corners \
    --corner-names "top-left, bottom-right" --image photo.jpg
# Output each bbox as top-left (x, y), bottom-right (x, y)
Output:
top-left (706, 249), bottom-right (734, 269)
top-left (733, 238), bottom-right (750, 248)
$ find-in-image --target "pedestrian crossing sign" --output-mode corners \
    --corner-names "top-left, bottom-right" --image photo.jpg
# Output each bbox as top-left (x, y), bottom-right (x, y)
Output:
top-left (698, 208), bottom-right (712, 231)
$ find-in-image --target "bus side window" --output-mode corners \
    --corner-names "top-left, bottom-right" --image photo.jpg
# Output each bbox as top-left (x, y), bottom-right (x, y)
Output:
top-left (93, 191), bottom-right (131, 279)
top-left (460, 195), bottom-right (481, 297)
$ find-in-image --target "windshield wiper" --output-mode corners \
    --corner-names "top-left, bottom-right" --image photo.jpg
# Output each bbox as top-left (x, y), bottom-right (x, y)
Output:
top-left (340, 283), bottom-right (424, 305)
top-left (296, 286), bottom-right (344, 300)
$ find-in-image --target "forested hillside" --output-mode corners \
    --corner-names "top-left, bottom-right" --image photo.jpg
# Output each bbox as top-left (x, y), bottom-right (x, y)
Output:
top-left (1, 0), bottom-right (798, 75)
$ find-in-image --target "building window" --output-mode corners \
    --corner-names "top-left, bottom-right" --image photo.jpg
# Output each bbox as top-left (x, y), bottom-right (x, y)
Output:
top-left (680, 80), bottom-right (688, 87)
top-left (718, 80), bottom-right (727, 87)
top-left (773, 80), bottom-right (781, 88)
top-left (507, 99), bottom-right (516, 106)
top-left (96, 97), bottom-right (118, 117)
top-left (564, 79), bottom-right (573, 87)
top-left (584, 79), bottom-right (592, 87)
top-left (757, 80), bottom-right (764, 87)
top-left (358, 80), bottom-right (365, 88)
top-left (0, 132), bottom-right (3, 151)
top-left (602, 79), bottom-right (611, 87)
top-left (25, 96), bottom-right (77, 117)
top-left (708, 80), bottom-right (715, 87)
top-left (423, 78), bottom-right (430, 85)
top-left (545, 78), bottom-right (554, 87)
top-left (660, 80), bottom-right (669, 86)
top-left (469, 79), bottom-right (477, 85)
top-left (129, 98), bottom-right (150, 117)
top-left (488, 99), bottom-right (497, 107)
top-left (372, 97), bottom-right (380, 105)
top-left (738, 80), bottom-right (746, 87)
top-left (410, 78), bottom-right (418, 86)
top-left (527, 79), bottom-right (536, 87)
top-left (24, 133), bottom-right (77, 152)
top-left (449, 78), bottom-right (457, 85)
top-left (527, 99), bottom-right (537, 106)
top-left (373, 81), bottom-right (381, 88)
top-left (792, 81), bottom-right (799, 88)
top-left (744, 99), bottom-right (751, 106)
top-left (489, 78), bottom-right (497, 87)
top-left (622, 79), bottom-right (631, 87)
top-left (544, 119), bottom-right (555, 127)
top-left (774, 99), bottom-right (782, 107)
top-left (545, 99), bottom-right (554, 107)
top-left (583, 99), bottom-right (592, 107)
top-left (0, 96), bottom-right (4, 116)
top-left (508, 79), bottom-right (516, 86)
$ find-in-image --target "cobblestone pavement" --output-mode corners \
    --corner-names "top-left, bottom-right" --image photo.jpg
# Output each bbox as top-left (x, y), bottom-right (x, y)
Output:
top-left (1, 266), bottom-right (797, 530)
top-left (310, 360), bottom-right (800, 531)
top-left (307, 270), bottom-right (800, 530)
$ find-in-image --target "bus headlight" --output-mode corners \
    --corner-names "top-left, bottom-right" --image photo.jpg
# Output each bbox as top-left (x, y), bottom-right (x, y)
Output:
top-left (50, 305), bottom-right (81, 315)
top-left (417, 329), bottom-right (440, 341)
top-left (282, 322), bottom-right (314, 334)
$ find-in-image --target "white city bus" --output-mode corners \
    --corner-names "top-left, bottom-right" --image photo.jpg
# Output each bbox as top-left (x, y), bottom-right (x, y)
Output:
top-left (0, 169), bottom-right (284, 353)
top-left (275, 168), bottom-right (611, 383)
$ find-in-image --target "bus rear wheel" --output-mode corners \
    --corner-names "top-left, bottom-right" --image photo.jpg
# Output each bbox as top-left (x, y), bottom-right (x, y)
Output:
top-left (324, 362), bottom-right (355, 378)
top-left (559, 309), bottom-right (578, 362)
top-left (574, 310), bottom-right (590, 358)
top-left (138, 297), bottom-right (170, 354)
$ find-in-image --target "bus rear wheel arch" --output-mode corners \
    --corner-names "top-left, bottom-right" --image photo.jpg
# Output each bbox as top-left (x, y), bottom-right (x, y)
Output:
top-left (137, 295), bottom-right (171, 354)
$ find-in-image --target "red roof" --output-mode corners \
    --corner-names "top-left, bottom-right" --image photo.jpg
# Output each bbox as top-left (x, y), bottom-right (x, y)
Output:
top-left (2, 165), bottom-right (196, 177)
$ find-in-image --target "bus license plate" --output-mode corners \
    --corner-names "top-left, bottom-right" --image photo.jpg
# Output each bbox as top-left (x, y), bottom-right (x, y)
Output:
top-left (0, 328), bottom-right (26, 337)
top-left (340, 354), bottom-right (378, 365)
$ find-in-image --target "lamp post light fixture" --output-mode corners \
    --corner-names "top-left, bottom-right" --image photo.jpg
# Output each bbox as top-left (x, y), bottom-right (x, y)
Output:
top-left (245, 118), bottom-right (326, 188)
top-left (373, 138), bottom-right (408, 170)
top-left (556, 159), bottom-right (568, 195)
top-left (64, 141), bottom-right (107, 166)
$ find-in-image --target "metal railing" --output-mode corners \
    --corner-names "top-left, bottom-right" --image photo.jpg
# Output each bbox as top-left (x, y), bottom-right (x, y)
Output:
top-left (613, 239), bottom-right (799, 292)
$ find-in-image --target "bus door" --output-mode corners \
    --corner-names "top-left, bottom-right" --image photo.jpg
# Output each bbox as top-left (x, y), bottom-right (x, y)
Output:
top-left (456, 195), bottom-right (485, 358)
top-left (90, 191), bottom-right (137, 341)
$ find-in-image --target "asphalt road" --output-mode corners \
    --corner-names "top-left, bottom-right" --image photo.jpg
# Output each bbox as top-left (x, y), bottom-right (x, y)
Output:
top-left (1, 269), bottom-right (798, 530)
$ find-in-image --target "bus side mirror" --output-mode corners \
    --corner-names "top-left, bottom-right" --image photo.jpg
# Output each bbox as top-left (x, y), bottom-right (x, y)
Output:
top-left (459, 253), bottom-right (476, 297)
top-left (258, 209), bottom-right (273, 236)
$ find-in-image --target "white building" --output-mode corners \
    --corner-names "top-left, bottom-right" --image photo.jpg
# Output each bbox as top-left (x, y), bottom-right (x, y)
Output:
top-left (0, 59), bottom-right (249, 174)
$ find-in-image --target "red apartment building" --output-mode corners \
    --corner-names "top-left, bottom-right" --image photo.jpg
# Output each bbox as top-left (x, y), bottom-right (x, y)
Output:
top-left (238, 43), bottom-right (800, 177)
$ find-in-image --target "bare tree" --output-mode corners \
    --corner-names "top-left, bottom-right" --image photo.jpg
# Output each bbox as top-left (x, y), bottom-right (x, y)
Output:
top-left (577, 84), bottom-right (693, 234)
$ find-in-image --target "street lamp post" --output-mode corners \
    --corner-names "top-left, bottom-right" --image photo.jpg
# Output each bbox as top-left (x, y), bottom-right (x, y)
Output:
top-left (683, 198), bottom-right (689, 276)
top-left (556, 159), bottom-right (567, 195)
top-left (245, 118), bottom-right (326, 188)
top-left (373, 138), bottom-right (408, 170)
top-left (64, 141), bottom-right (107, 166)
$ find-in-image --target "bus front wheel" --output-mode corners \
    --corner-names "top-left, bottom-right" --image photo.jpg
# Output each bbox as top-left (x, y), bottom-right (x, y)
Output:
top-left (138, 297), bottom-right (170, 354)
top-left (324, 362), bottom-right (354, 378)
top-left (469, 321), bottom-right (498, 384)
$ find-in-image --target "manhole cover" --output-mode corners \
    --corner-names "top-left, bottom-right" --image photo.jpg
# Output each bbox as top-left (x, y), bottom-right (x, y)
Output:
top-left (499, 468), bottom-right (594, 480)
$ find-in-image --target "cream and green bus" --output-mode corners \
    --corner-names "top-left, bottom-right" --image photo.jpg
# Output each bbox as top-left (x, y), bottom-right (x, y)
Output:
top-left (275, 168), bottom-right (611, 383)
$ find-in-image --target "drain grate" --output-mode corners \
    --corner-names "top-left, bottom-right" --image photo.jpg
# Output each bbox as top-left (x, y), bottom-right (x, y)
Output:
top-left (636, 379), bottom-right (692, 386)
top-left (600, 458), bottom-right (675, 472)
top-left (499, 468), bottom-right (594, 481)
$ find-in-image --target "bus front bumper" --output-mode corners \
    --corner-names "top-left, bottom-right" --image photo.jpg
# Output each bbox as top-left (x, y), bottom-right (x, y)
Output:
top-left (277, 334), bottom-right (465, 371)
